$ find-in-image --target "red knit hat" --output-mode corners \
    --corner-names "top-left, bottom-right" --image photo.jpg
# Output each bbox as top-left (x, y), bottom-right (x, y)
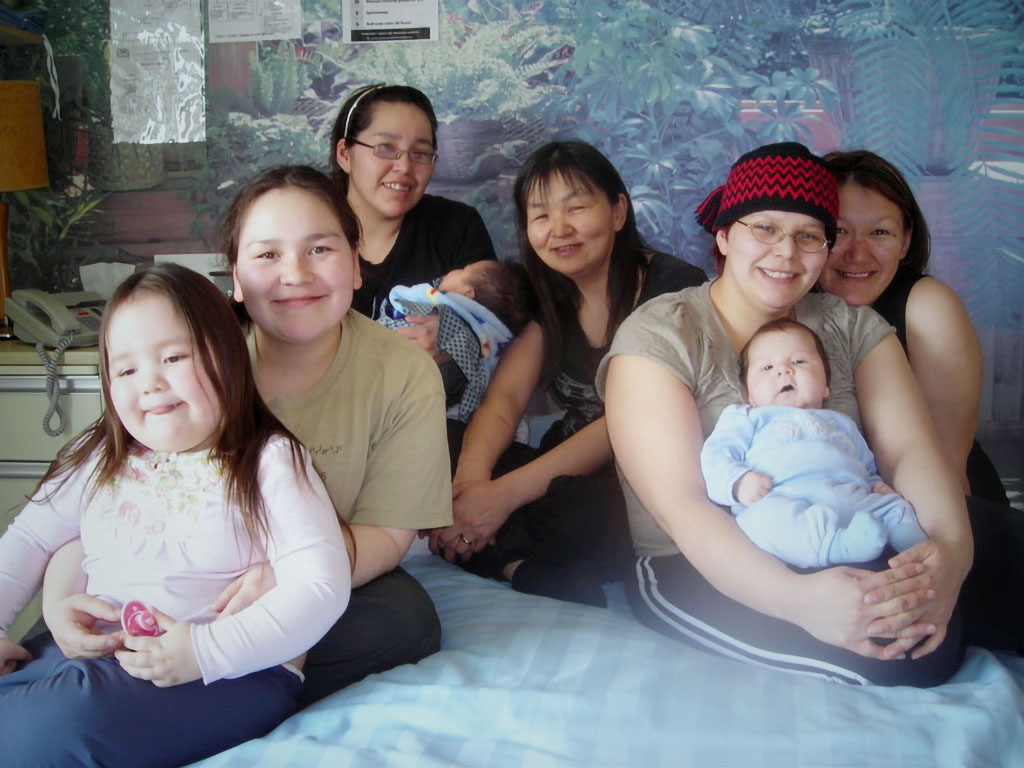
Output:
top-left (695, 142), bottom-right (838, 244)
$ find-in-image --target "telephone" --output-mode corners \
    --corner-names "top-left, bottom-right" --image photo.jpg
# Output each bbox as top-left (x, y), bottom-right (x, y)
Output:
top-left (6, 289), bottom-right (105, 348)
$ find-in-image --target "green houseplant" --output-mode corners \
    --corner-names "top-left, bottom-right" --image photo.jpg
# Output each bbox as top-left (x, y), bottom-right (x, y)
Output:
top-left (523, 0), bottom-right (847, 270)
top-left (0, 0), bottom-right (136, 290)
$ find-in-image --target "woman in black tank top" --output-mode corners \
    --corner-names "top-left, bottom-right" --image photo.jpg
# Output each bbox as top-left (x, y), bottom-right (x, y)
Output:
top-left (820, 150), bottom-right (1007, 505)
top-left (820, 150), bottom-right (1023, 653)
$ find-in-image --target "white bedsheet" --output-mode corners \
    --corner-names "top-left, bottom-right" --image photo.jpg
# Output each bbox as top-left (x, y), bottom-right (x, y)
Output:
top-left (194, 555), bottom-right (1024, 767)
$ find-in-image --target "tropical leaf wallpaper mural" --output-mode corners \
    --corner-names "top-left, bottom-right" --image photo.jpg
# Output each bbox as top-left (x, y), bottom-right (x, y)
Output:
top-left (1, 0), bottom-right (1021, 425)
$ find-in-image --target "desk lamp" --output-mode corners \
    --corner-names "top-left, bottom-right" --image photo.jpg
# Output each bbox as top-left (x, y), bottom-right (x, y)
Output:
top-left (0, 80), bottom-right (50, 339)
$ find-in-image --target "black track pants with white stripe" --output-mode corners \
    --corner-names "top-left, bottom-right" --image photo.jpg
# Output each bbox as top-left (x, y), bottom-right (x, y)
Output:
top-left (627, 553), bottom-right (964, 686)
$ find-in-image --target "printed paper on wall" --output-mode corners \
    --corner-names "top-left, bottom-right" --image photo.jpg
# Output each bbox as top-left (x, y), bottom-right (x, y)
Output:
top-left (209, 0), bottom-right (302, 44)
top-left (109, 0), bottom-right (205, 143)
top-left (343, 0), bottom-right (439, 44)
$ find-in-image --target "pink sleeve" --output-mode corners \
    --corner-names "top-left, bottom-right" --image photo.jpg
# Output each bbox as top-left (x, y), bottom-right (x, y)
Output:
top-left (0, 462), bottom-right (92, 637)
top-left (190, 439), bottom-right (351, 682)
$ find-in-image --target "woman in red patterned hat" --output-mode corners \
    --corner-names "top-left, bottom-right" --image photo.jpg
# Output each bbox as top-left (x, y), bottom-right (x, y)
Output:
top-left (598, 142), bottom-right (972, 685)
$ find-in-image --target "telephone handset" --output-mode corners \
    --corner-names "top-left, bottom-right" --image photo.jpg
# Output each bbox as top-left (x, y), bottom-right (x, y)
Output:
top-left (6, 289), bottom-right (105, 348)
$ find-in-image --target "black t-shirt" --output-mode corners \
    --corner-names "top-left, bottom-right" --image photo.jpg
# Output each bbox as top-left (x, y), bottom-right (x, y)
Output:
top-left (352, 194), bottom-right (496, 320)
top-left (542, 252), bottom-right (707, 448)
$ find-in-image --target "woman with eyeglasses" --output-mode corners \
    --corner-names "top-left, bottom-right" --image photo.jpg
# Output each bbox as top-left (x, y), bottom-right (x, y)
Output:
top-left (330, 85), bottom-right (497, 334)
top-left (600, 142), bottom-right (971, 686)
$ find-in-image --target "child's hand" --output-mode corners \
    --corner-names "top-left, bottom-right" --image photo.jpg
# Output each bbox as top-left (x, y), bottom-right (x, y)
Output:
top-left (872, 480), bottom-right (897, 496)
top-left (734, 471), bottom-right (773, 506)
top-left (45, 593), bottom-right (125, 659)
top-left (115, 608), bottom-right (200, 687)
top-left (0, 637), bottom-right (31, 676)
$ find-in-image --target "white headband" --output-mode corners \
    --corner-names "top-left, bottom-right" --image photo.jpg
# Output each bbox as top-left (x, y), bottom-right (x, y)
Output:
top-left (342, 83), bottom-right (386, 140)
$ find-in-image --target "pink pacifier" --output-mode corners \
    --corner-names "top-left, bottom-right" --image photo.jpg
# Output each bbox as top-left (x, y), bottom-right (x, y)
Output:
top-left (121, 600), bottom-right (161, 637)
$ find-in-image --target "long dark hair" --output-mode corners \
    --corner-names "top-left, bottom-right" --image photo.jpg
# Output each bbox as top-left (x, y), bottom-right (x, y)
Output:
top-left (33, 263), bottom-right (308, 553)
top-left (328, 84), bottom-right (438, 197)
top-left (513, 141), bottom-right (647, 382)
top-left (824, 149), bottom-right (930, 278)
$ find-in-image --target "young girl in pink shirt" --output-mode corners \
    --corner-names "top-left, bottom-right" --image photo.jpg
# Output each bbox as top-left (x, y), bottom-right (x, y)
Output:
top-left (0, 263), bottom-right (351, 767)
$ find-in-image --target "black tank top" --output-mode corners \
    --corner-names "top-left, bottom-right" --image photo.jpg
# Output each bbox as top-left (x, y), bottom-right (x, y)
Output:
top-left (871, 272), bottom-right (1007, 505)
top-left (872, 272), bottom-right (920, 351)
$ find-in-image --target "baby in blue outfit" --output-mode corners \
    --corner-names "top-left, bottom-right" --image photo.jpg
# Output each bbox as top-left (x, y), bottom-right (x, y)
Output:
top-left (378, 260), bottom-right (531, 423)
top-left (700, 318), bottom-right (927, 568)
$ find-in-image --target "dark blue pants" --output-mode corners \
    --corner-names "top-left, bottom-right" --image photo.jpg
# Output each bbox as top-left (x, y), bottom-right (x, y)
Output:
top-left (299, 565), bottom-right (441, 707)
top-left (0, 633), bottom-right (301, 768)
top-left (959, 494), bottom-right (1024, 650)
top-left (12, 566), bottom-right (442, 713)
top-left (628, 550), bottom-right (964, 687)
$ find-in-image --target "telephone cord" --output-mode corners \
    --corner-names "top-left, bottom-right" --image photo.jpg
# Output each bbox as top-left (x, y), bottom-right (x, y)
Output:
top-left (35, 331), bottom-right (76, 437)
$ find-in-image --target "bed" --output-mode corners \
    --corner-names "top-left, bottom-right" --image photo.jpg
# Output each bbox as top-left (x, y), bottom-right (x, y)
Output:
top-left (192, 554), bottom-right (1024, 767)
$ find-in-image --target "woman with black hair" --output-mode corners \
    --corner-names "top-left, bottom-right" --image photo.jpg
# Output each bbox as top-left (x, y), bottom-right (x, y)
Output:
top-left (820, 149), bottom-right (1007, 506)
top-left (821, 149), bottom-right (1022, 653)
top-left (330, 84), bottom-right (496, 325)
top-left (433, 141), bottom-right (706, 606)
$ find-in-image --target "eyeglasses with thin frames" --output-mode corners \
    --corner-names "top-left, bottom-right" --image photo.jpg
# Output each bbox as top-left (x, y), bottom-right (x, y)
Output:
top-left (734, 219), bottom-right (830, 253)
top-left (349, 139), bottom-right (439, 166)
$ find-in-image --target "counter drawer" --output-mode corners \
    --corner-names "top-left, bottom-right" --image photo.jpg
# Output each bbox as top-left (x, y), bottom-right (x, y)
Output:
top-left (0, 375), bottom-right (102, 462)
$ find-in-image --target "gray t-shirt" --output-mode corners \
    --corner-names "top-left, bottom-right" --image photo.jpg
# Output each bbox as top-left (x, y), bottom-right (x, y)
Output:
top-left (595, 282), bottom-right (893, 557)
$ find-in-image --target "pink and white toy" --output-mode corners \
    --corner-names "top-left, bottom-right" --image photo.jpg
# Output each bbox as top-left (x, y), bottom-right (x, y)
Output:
top-left (121, 601), bottom-right (161, 637)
